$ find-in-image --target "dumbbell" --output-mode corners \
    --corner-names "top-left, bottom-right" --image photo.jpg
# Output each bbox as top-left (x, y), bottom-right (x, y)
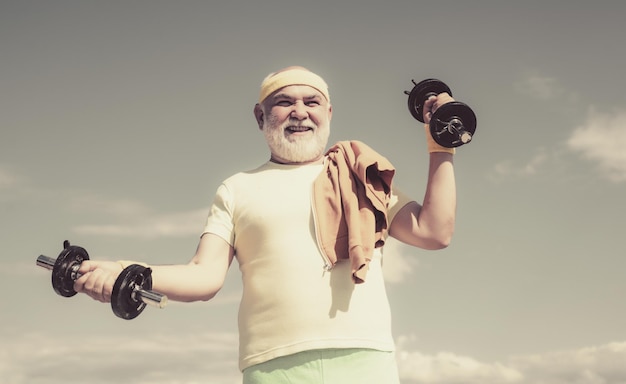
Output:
top-left (405, 78), bottom-right (477, 148)
top-left (36, 240), bottom-right (168, 320)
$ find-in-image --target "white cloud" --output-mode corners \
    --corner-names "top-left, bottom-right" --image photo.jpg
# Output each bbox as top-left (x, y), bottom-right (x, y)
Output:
top-left (68, 194), bottom-right (152, 217)
top-left (510, 342), bottom-right (626, 384)
top-left (396, 335), bottom-right (523, 384)
top-left (0, 165), bottom-right (28, 202)
top-left (56, 192), bottom-right (210, 239)
top-left (396, 335), bottom-right (626, 384)
top-left (398, 350), bottom-right (523, 384)
top-left (566, 108), bottom-right (626, 182)
top-left (0, 331), bottom-right (241, 384)
top-left (0, 166), bottom-right (20, 189)
top-left (489, 149), bottom-right (549, 181)
top-left (382, 237), bottom-right (419, 284)
top-left (514, 75), bottom-right (565, 101)
top-left (3, 328), bottom-right (626, 384)
top-left (72, 207), bottom-right (208, 239)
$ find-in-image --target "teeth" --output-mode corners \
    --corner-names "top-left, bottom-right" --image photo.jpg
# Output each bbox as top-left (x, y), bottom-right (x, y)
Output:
top-left (288, 126), bottom-right (311, 132)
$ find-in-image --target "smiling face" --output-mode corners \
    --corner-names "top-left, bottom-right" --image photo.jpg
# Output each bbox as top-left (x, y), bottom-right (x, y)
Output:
top-left (254, 84), bottom-right (333, 164)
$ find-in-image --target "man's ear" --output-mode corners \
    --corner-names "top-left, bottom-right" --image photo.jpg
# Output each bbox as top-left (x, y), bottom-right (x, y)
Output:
top-left (253, 104), bottom-right (264, 130)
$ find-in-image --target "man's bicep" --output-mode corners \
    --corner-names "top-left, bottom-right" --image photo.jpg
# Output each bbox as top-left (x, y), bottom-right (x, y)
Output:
top-left (192, 233), bottom-right (235, 270)
top-left (388, 200), bottom-right (425, 248)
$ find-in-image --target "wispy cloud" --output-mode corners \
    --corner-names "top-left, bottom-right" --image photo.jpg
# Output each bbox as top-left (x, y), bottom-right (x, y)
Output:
top-left (0, 169), bottom-right (209, 239)
top-left (510, 342), bottom-right (626, 384)
top-left (73, 210), bottom-right (207, 239)
top-left (4, 330), bottom-right (625, 384)
top-left (382, 238), bottom-right (420, 284)
top-left (0, 165), bottom-right (21, 189)
top-left (398, 352), bottom-right (522, 383)
top-left (514, 74), bottom-right (577, 103)
top-left (68, 194), bottom-right (152, 218)
top-left (566, 108), bottom-right (626, 182)
top-left (0, 331), bottom-right (241, 384)
top-left (396, 334), bottom-right (626, 384)
top-left (503, 73), bottom-right (626, 184)
top-left (63, 193), bottom-right (208, 238)
top-left (489, 149), bottom-right (549, 182)
top-left (0, 165), bottom-right (29, 203)
top-left (515, 75), bottom-right (562, 100)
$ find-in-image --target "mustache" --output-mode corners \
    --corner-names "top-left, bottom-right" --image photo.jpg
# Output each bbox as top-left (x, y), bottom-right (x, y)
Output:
top-left (283, 118), bottom-right (317, 130)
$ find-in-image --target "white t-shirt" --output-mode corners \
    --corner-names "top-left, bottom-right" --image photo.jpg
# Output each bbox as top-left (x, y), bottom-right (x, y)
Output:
top-left (203, 160), bottom-right (412, 371)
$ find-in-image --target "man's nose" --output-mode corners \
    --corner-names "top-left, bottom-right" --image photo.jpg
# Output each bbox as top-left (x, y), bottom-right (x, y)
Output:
top-left (291, 101), bottom-right (308, 120)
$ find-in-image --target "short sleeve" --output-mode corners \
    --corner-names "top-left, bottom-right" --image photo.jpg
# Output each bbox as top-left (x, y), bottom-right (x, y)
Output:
top-left (387, 186), bottom-right (414, 225)
top-left (202, 183), bottom-right (235, 246)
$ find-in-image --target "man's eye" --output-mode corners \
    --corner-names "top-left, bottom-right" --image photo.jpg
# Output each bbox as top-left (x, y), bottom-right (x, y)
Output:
top-left (276, 101), bottom-right (292, 106)
top-left (306, 101), bottom-right (320, 106)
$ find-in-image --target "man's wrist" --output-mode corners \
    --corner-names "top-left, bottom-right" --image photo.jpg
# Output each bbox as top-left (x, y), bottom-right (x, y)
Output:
top-left (425, 124), bottom-right (455, 154)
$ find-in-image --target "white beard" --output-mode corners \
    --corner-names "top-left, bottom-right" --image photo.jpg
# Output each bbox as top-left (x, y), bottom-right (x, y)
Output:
top-left (262, 117), bottom-right (329, 163)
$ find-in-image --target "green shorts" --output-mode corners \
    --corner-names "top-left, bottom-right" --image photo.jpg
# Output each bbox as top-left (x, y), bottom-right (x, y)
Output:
top-left (242, 348), bottom-right (400, 384)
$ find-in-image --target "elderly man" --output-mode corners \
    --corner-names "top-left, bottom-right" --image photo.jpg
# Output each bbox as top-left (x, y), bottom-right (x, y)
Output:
top-left (75, 66), bottom-right (457, 383)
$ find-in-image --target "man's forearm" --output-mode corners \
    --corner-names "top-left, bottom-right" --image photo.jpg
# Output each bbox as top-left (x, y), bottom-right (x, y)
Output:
top-left (418, 152), bottom-right (457, 248)
top-left (150, 263), bottom-right (227, 303)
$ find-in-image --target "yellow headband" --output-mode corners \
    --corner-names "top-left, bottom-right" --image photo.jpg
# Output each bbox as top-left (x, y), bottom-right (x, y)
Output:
top-left (258, 68), bottom-right (330, 103)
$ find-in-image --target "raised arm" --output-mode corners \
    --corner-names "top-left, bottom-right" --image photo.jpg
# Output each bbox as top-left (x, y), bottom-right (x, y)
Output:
top-left (74, 233), bottom-right (234, 303)
top-left (388, 92), bottom-right (457, 250)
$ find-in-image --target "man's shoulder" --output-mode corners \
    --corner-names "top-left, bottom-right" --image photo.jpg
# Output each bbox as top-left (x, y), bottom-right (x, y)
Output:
top-left (224, 161), bottom-right (270, 179)
top-left (218, 161), bottom-right (276, 189)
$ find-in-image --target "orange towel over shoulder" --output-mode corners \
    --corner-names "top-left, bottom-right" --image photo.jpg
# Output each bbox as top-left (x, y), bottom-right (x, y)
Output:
top-left (313, 141), bottom-right (395, 283)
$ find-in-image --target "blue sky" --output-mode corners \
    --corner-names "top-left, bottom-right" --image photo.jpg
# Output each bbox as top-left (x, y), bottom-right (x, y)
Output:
top-left (2, 1), bottom-right (626, 383)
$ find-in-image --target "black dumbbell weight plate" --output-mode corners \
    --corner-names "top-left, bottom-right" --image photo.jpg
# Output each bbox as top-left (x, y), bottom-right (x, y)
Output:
top-left (111, 264), bottom-right (153, 320)
top-left (407, 78), bottom-right (453, 122)
top-left (52, 241), bottom-right (89, 297)
top-left (430, 101), bottom-right (477, 148)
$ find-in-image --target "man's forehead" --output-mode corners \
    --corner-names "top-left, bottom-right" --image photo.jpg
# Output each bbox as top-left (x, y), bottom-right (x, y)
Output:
top-left (271, 85), bottom-right (325, 100)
